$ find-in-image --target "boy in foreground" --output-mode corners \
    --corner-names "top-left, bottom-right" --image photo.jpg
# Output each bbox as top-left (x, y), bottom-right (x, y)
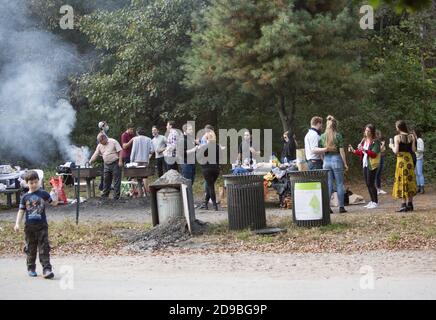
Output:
top-left (14, 171), bottom-right (57, 278)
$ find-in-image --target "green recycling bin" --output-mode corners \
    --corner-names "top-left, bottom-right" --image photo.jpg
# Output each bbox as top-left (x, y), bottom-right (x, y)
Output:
top-left (288, 169), bottom-right (331, 227)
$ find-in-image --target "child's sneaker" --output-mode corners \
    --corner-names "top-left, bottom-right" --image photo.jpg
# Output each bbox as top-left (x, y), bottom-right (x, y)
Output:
top-left (28, 270), bottom-right (37, 277)
top-left (43, 269), bottom-right (54, 279)
top-left (377, 189), bottom-right (387, 195)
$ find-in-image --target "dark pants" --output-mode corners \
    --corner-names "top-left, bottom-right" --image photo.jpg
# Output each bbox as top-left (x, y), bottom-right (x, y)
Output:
top-left (364, 167), bottom-right (378, 203)
top-left (156, 157), bottom-right (165, 177)
top-left (164, 157), bottom-right (179, 172)
top-left (181, 164), bottom-right (196, 186)
top-left (375, 155), bottom-right (385, 189)
top-left (103, 161), bottom-right (121, 199)
top-left (24, 224), bottom-right (51, 272)
top-left (308, 159), bottom-right (323, 170)
top-left (202, 167), bottom-right (220, 205)
top-left (99, 172), bottom-right (104, 191)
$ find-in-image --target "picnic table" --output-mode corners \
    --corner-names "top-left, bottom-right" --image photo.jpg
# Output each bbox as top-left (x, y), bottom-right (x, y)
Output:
top-left (123, 166), bottom-right (155, 179)
top-left (122, 166), bottom-right (155, 197)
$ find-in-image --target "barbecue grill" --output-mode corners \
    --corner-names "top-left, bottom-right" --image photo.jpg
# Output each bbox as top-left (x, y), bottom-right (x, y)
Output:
top-left (123, 166), bottom-right (155, 178)
top-left (71, 166), bottom-right (101, 199)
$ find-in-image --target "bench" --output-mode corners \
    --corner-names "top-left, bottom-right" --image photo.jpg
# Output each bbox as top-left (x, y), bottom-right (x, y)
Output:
top-left (0, 188), bottom-right (22, 208)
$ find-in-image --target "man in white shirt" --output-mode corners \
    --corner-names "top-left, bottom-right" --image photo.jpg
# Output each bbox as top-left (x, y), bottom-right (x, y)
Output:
top-left (151, 126), bottom-right (167, 177)
top-left (130, 127), bottom-right (155, 196)
top-left (304, 116), bottom-right (324, 170)
top-left (130, 127), bottom-right (155, 165)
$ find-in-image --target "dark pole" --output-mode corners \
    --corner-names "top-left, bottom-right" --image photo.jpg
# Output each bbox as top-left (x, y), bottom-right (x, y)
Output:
top-left (76, 165), bottom-right (80, 225)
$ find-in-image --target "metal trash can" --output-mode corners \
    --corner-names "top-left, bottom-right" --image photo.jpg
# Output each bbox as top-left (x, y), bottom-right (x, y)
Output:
top-left (156, 188), bottom-right (182, 224)
top-left (288, 169), bottom-right (331, 227)
top-left (223, 173), bottom-right (266, 230)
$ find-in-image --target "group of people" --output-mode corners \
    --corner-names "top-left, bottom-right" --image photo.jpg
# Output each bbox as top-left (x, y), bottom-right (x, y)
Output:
top-left (90, 116), bottom-right (426, 213)
top-left (302, 115), bottom-right (425, 213)
top-left (89, 121), bottom-right (223, 210)
top-left (13, 116), bottom-right (427, 280)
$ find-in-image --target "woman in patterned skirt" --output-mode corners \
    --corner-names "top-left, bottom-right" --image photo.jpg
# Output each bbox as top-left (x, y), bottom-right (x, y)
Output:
top-left (389, 120), bottom-right (417, 212)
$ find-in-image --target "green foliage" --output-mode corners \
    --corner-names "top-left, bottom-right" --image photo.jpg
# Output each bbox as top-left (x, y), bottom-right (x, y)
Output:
top-left (183, 0), bottom-right (367, 133)
top-left (361, 10), bottom-right (436, 181)
top-left (20, 0), bottom-right (435, 182)
top-left (369, 0), bottom-right (432, 13)
top-left (77, 0), bottom-right (208, 133)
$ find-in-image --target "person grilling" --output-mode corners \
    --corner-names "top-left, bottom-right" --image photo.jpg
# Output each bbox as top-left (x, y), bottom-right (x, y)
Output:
top-left (89, 133), bottom-right (123, 200)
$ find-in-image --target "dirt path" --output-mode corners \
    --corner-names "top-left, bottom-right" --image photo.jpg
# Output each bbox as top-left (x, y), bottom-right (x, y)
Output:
top-left (1, 250), bottom-right (435, 299)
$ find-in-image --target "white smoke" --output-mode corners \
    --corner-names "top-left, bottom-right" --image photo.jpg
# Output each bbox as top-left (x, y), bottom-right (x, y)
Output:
top-left (0, 0), bottom-right (89, 165)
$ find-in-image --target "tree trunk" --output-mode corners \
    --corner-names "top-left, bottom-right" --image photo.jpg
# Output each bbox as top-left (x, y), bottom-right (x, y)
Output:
top-left (276, 92), bottom-right (296, 136)
top-left (276, 94), bottom-right (290, 133)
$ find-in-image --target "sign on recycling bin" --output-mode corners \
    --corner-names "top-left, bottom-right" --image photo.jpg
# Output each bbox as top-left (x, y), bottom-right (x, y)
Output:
top-left (294, 182), bottom-right (323, 220)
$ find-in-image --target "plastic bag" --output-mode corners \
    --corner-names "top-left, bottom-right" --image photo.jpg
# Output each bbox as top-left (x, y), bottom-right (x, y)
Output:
top-left (49, 176), bottom-right (67, 204)
top-left (50, 189), bottom-right (58, 203)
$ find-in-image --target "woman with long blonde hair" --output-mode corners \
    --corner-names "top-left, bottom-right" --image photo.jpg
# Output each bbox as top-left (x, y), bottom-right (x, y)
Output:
top-left (319, 115), bottom-right (349, 213)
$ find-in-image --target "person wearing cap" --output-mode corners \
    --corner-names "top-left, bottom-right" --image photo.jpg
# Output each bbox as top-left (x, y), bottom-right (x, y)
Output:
top-left (98, 121), bottom-right (109, 135)
top-left (89, 133), bottom-right (123, 200)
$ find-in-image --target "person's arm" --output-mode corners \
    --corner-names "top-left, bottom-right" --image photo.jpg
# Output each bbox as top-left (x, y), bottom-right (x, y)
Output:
top-left (118, 151), bottom-right (123, 167)
top-left (162, 136), bottom-right (168, 152)
top-left (312, 146), bottom-right (329, 154)
top-left (411, 135), bottom-right (417, 153)
top-left (122, 139), bottom-right (134, 150)
top-left (89, 146), bottom-right (100, 164)
top-left (340, 148), bottom-right (348, 171)
top-left (149, 140), bottom-right (155, 155)
top-left (157, 138), bottom-right (167, 154)
top-left (146, 140), bottom-right (154, 161)
top-left (114, 140), bottom-right (123, 166)
top-left (130, 139), bottom-right (137, 162)
top-left (312, 134), bottom-right (330, 154)
top-left (14, 209), bottom-right (24, 232)
top-left (313, 137), bottom-right (333, 154)
top-left (43, 191), bottom-right (58, 206)
top-left (389, 135), bottom-right (399, 154)
top-left (249, 147), bottom-right (261, 156)
top-left (349, 145), bottom-right (362, 156)
top-left (417, 139), bottom-right (424, 153)
top-left (186, 145), bottom-right (197, 155)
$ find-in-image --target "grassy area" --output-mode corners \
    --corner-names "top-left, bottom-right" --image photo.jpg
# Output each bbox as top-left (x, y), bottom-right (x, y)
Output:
top-left (194, 211), bottom-right (436, 254)
top-left (0, 210), bottom-right (435, 256)
top-left (0, 220), bottom-right (151, 256)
